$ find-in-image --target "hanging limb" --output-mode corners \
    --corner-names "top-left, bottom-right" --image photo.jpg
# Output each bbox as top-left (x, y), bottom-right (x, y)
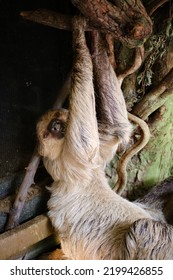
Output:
top-left (5, 76), bottom-right (71, 230)
top-left (103, 35), bottom-right (150, 194)
top-left (132, 67), bottom-right (173, 120)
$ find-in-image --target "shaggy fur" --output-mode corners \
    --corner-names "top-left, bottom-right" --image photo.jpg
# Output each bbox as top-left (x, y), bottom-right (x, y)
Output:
top-left (36, 17), bottom-right (173, 260)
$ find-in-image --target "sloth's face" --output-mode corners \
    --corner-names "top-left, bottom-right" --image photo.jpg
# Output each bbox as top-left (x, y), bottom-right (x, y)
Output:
top-left (36, 109), bottom-right (68, 160)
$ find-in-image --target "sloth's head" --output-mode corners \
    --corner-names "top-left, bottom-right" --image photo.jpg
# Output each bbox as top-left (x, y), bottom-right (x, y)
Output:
top-left (36, 109), bottom-right (69, 160)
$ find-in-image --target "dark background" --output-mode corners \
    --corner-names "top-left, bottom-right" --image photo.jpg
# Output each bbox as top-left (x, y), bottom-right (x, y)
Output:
top-left (0, 0), bottom-right (72, 178)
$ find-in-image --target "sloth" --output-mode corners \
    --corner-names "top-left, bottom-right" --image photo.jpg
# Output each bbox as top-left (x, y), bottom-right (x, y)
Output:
top-left (36, 17), bottom-right (173, 260)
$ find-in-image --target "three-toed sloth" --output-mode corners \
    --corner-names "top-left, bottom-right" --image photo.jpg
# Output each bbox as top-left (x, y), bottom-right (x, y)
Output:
top-left (36, 17), bottom-right (173, 259)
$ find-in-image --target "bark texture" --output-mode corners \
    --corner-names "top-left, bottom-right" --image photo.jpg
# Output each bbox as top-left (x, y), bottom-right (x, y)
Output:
top-left (71, 0), bottom-right (153, 47)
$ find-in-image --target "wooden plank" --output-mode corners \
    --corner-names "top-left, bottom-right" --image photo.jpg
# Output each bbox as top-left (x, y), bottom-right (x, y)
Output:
top-left (0, 214), bottom-right (54, 260)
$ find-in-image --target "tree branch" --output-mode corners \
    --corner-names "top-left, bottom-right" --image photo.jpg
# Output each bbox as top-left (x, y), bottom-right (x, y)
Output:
top-left (132, 67), bottom-right (173, 120)
top-left (21, 0), bottom-right (153, 48)
top-left (71, 0), bottom-right (153, 47)
top-left (5, 150), bottom-right (41, 230)
top-left (20, 10), bottom-right (92, 31)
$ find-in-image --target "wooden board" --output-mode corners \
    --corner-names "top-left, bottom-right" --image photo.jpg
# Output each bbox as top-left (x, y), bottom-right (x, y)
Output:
top-left (0, 214), bottom-right (54, 260)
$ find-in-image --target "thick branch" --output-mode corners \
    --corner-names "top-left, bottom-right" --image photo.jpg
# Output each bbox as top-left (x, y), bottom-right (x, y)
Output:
top-left (20, 10), bottom-right (73, 31)
top-left (21, 3), bottom-right (152, 48)
top-left (132, 68), bottom-right (173, 120)
top-left (20, 10), bottom-right (92, 31)
top-left (71, 0), bottom-right (152, 47)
